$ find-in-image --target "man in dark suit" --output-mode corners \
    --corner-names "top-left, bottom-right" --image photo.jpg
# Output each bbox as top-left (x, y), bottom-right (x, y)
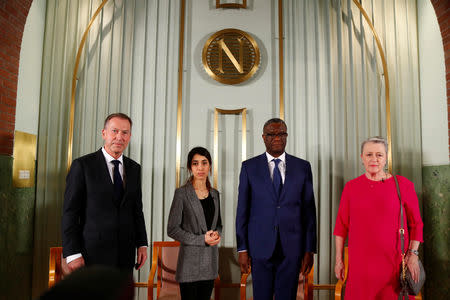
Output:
top-left (62, 113), bottom-right (148, 273)
top-left (235, 118), bottom-right (317, 300)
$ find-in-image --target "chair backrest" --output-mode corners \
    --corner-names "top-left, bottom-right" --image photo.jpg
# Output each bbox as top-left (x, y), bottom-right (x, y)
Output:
top-left (147, 241), bottom-right (181, 300)
top-left (50, 244), bottom-right (181, 300)
top-left (48, 247), bottom-right (70, 288)
top-left (303, 260), bottom-right (336, 300)
top-left (334, 246), bottom-right (349, 300)
top-left (303, 265), bottom-right (314, 300)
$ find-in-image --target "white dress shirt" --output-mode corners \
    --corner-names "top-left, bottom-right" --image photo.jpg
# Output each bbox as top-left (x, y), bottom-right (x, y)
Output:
top-left (266, 152), bottom-right (286, 184)
top-left (102, 146), bottom-right (124, 183)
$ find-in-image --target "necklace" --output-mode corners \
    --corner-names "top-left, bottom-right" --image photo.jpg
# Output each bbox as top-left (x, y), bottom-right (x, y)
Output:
top-left (195, 188), bottom-right (209, 199)
top-left (366, 172), bottom-right (390, 181)
top-left (192, 179), bottom-right (208, 198)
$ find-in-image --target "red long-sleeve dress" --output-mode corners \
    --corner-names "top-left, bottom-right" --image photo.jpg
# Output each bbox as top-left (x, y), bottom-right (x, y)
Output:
top-left (334, 175), bottom-right (423, 300)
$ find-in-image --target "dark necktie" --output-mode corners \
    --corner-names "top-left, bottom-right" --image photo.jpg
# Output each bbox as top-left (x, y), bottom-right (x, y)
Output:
top-left (273, 158), bottom-right (282, 198)
top-left (111, 160), bottom-right (124, 203)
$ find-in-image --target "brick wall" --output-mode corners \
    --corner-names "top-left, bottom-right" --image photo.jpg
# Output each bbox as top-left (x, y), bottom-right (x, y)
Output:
top-left (0, 0), bottom-right (33, 156)
top-left (431, 0), bottom-right (450, 157)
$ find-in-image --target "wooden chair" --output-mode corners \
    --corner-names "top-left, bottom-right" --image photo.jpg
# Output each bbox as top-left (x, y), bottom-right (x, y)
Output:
top-left (49, 243), bottom-right (220, 300)
top-left (334, 247), bottom-right (423, 300)
top-left (334, 246), bottom-right (349, 300)
top-left (48, 246), bottom-right (150, 290)
top-left (147, 241), bottom-right (181, 300)
top-left (48, 247), bottom-right (70, 288)
top-left (147, 241), bottom-right (220, 300)
top-left (240, 267), bottom-right (251, 300)
top-left (304, 264), bottom-right (336, 300)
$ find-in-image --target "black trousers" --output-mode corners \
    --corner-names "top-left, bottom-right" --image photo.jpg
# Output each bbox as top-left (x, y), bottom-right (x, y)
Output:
top-left (179, 280), bottom-right (214, 300)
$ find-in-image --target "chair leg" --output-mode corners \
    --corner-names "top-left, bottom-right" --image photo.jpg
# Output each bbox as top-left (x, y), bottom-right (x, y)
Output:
top-left (214, 277), bottom-right (220, 300)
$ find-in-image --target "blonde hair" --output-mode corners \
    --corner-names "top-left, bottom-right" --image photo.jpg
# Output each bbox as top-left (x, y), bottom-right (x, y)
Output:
top-left (360, 136), bottom-right (388, 155)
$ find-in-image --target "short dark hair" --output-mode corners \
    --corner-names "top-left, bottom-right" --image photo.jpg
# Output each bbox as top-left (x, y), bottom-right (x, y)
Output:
top-left (186, 146), bottom-right (212, 190)
top-left (263, 118), bottom-right (287, 132)
top-left (104, 113), bottom-right (132, 129)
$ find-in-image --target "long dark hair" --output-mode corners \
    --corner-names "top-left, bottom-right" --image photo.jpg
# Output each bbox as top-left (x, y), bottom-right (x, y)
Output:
top-left (186, 146), bottom-right (212, 190)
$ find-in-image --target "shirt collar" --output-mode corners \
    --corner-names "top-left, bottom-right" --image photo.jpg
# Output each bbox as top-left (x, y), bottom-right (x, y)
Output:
top-left (265, 152), bottom-right (286, 163)
top-left (102, 147), bottom-right (123, 164)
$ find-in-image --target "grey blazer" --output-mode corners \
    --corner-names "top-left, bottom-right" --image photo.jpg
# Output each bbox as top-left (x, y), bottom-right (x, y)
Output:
top-left (167, 182), bottom-right (222, 282)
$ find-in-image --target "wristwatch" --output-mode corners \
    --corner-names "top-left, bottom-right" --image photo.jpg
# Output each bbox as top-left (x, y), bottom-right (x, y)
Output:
top-left (408, 249), bottom-right (419, 256)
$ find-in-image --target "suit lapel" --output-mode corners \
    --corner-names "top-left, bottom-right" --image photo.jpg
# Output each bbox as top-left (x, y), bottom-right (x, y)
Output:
top-left (96, 149), bottom-right (113, 185)
top-left (121, 156), bottom-right (133, 206)
top-left (185, 182), bottom-right (208, 232)
top-left (95, 149), bottom-right (117, 205)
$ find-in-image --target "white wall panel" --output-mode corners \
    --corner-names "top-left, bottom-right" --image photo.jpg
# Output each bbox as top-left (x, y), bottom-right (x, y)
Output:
top-left (418, 0), bottom-right (449, 165)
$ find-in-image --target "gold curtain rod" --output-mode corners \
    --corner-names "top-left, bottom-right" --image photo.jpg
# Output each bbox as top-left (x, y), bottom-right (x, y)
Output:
top-left (351, 0), bottom-right (392, 172)
top-left (67, 0), bottom-right (110, 171)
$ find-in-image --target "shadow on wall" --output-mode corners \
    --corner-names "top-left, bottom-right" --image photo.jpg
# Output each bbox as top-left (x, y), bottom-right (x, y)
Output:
top-left (218, 247), bottom-right (252, 299)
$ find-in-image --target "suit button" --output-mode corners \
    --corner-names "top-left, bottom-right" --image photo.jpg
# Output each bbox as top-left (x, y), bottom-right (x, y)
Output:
top-left (277, 206), bottom-right (280, 208)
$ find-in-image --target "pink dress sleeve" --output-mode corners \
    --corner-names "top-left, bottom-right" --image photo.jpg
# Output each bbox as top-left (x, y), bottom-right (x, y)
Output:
top-left (401, 177), bottom-right (424, 242)
top-left (334, 183), bottom-right (350, 239)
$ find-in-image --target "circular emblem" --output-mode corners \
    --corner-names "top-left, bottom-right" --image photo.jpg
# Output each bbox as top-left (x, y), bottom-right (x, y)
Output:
top-left (202, 28), bottom-right (260, 85)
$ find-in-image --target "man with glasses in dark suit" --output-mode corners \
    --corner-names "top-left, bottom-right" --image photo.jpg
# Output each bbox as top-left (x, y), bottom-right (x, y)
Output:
top-left (236, 118), bottom-right (317, 300)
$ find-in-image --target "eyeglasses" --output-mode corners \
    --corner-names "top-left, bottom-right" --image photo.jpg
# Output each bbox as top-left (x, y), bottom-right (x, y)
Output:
top-left (264, 133), bottom-right (288, 139)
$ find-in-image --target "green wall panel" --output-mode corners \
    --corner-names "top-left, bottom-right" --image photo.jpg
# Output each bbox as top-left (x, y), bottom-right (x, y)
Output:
top-left (422, 164), bottom-right (450, 300)
top-left (0, 155), bottom-right (36, 300)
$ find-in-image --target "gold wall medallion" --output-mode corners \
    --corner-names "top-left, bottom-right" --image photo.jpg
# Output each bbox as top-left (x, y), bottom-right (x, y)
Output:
top-left (202, 28), bottom-right (260, 85)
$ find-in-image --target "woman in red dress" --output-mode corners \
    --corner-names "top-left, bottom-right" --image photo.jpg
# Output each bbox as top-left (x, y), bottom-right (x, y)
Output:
top-left (334, 137), bottom-right (423, 299)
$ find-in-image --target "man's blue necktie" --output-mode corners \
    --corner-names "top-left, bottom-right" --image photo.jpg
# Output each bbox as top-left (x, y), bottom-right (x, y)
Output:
top-left (273, 158), bottom-right (282, 198)
top-left (112, 160), bottom-right (124, 203)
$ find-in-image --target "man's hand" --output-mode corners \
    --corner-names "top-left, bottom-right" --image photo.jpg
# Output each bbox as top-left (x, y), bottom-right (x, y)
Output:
top-left (67, 256), bottom-right (85, 273)
top-left (300, 252), bottom-right (313, 276)
top-left (136, 247), bottom-right (147, 270)
top-left (238, 251), bottom-right (251, 274)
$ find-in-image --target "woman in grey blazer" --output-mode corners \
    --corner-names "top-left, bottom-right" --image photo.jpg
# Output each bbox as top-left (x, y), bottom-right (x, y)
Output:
top-left (167, 147), bottom-right (222, 300)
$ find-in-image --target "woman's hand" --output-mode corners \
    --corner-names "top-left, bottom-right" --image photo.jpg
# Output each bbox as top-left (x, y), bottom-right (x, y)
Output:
top-left (335, 259), bottom-right (345, 281)
top-left (406, 253), bottom-right (420, 283)
top-left (204, 230), bottom-right (221, 246)
top-left (334, 236), bottom-right (345, 281)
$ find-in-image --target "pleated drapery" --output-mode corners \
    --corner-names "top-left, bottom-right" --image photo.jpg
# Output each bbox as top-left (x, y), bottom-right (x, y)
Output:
top-left (32, 1), bottom-right (422, 299)
top-left (283, 0), bottom-right (421, 297)
top-left (32, 1), bottom-right (180, 298)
